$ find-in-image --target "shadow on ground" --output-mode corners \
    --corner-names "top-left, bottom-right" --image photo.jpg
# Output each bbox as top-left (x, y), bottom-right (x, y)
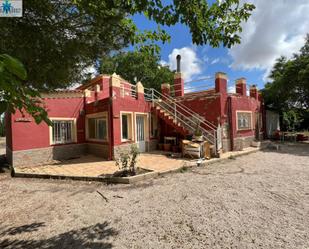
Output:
top-left (261, 142), bottom-right (309, 157)
top-left (0, 155), bottom-right (9, 174)
top-left (0, 222), bottom-right (118, 249)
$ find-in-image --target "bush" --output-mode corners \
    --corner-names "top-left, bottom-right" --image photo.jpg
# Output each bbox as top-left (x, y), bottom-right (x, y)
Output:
top-left (282, 110), bottom-right (303, 131)
top-left (115, 144), bottom-right (140, 176)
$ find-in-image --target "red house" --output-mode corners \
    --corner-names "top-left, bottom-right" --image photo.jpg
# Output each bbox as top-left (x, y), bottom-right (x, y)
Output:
top-left (6, 65), bottom-right (264, 168)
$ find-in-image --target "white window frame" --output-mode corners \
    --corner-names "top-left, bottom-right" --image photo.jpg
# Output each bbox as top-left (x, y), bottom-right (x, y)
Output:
top-left (120, 111), bottom-right (134, 142)
top-left (86, 112), bottom-right (108, 142)
top-left (49, 118), bottom-right (77, 145)
top-left (236, 111), bottom-right (253, 131)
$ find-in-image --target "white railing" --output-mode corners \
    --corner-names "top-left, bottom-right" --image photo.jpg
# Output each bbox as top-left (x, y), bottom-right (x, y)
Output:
top-left (144, 88), bottom-right (220, 153)
top-left (120, 82), bottom-right (137, 98)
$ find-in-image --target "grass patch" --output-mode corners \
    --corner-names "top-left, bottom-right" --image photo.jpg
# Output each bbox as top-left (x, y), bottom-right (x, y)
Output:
top-left (228, 155), bottom-right (236, 160)
top-left (179, 166), bottom-right (188, 173)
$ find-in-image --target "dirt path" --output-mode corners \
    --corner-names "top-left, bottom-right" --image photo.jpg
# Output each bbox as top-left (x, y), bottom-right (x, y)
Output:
top-left (0, 144), bottom-right (308, 249)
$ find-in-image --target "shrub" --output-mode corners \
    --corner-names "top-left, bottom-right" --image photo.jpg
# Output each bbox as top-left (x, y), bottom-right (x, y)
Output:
top-left (115, 144), bottom-right (140, 176)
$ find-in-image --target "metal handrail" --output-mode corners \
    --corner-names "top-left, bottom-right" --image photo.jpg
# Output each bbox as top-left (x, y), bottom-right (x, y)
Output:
top-left (155, 99), bottom-right (216, 144)
top-left (148, 88), bottom-right (217, 130)
top-left (148, 89), bottom-right (216, 143)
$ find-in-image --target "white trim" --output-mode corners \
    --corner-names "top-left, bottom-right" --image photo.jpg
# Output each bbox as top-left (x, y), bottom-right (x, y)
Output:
top-left (134, 112), bottom-right (149, 142)
top-left (120, 111), bottom-right (134, 142)
top-left (49, 117), bottom-right (77, 145)
top-left (85, 112), bottom-right (108, 142)
top-left (236, 111), bottom-right (253, 131)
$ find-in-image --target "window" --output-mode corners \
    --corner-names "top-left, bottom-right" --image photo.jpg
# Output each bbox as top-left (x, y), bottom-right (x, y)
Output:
top-left (121, 113), bottom-right (132, 141)
top-left (237, 112), bottom-right (252, 130)
top-left (88, 117), bottom-right (107, 141)
top-left (51, 120), bottom-right (75, 144)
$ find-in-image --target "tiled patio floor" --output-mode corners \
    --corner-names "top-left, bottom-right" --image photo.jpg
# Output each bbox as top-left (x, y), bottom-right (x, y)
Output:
top-left (14, 151), bottom-right (192, 177)
top-left (14, 147), bottom-right (260, 178)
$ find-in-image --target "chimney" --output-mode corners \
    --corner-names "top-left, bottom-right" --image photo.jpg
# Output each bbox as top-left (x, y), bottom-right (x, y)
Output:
top-left (249, 85), bottom-right (259, 99)
top-left (176, 54), bottom-right (181, 72)
top-left (174, 54), bottom-right (184, 97)
top-left (161, 83), bottom-right (170, 98)
top-left (215, 72), bottom-right (227, 94)
top-left (236, 78), bottom-right (247, 96)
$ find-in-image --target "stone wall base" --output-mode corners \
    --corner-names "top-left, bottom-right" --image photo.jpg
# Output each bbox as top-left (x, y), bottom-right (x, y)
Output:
top-left (146, 139), bottom-right (158, 151)
top-left (233, 136), bottom-right (255, 151)
top-left (222, 139), bottom-right (231, 152)
top-left (87, 143), bottom-right (109, 158)
top-left (12, 144), bottom-right (87, 168)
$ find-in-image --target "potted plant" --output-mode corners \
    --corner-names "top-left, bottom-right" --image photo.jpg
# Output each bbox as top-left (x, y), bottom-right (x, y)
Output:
top-left (163, 142), bottom-right (171, 151)
top-left (193, 123), bottom-right (203, 142)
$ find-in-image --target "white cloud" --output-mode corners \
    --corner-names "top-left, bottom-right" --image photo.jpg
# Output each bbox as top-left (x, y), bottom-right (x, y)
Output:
top-left (210, 57), bottom-right (230, 65)
top-left (164, 47), bottom-right (203, 81)
top-left (229, 0), bottom-right (309, 81)
top-left (210, 58), bottom-right (220, 65)
top-left (228, 86), bottom-right (235, 93)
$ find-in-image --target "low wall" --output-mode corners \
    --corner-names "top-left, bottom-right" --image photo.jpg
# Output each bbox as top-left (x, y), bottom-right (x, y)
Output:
top-left (11, 143), bottom-right (87, 168)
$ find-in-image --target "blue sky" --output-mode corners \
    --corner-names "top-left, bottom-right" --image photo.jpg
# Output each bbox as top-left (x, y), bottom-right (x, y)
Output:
top-left (132, 0), bottom-right (309, 93)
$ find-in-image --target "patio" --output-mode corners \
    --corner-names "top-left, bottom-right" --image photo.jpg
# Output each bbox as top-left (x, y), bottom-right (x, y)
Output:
top-left (13, 147), bottom-right (260, 181)
top-left (13, 151), bottom-right (193, 178)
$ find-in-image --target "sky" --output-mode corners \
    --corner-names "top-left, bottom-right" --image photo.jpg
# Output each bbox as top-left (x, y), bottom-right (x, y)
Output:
top-left (132, 0), bottom-right (309, 93)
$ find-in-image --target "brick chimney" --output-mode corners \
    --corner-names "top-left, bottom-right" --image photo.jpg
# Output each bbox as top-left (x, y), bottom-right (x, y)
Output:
top-left (174, 55), bottom-right (184, 97)
top-left (236, 78), bottom-right (247, 96)
top-left (215, 72), bottom-right (227, 94)
top-left (249, 85), bottom-right (259, 99)
top-left (161, 83), bottom-right (170, 98)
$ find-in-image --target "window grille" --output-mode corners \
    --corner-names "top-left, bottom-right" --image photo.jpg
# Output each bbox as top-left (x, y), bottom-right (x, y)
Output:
top-left (237, 112), bottom-right (252, 130)
top-left (52, 120), bottom-right (74, 144)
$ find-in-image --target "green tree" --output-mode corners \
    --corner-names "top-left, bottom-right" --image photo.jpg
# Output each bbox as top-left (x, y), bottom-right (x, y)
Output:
top-left (0, 0), bottom-right (255, 123)
top-left (0, 0), bottom-right (255, 90)
top-left (100, 51), bottom-right (174, 91)
top-left (262, 34), bottom-right (309, 130)
top-left (0, 54), bottom-right (50, 124)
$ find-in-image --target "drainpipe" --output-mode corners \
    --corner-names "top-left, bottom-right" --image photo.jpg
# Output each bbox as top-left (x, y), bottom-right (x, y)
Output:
top-left (228, 96), bottom-right (234, 151)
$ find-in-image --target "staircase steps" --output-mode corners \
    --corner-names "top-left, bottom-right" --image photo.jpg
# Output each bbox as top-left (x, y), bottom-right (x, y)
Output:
top-left (153, 105), bottom-right (188, 135)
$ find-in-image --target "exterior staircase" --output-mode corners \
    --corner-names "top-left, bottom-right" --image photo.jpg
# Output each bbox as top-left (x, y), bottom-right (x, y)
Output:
top-left (145, 88), bottom-right (221, 155)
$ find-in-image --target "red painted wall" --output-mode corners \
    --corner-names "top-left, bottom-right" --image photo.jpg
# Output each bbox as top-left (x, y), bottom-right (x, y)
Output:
top-left (110, 80), bottom-right (152, 147)
top-left (11, 97), bottom-right (85, 151)
top-left (230, 95), bottom-right (261, 138)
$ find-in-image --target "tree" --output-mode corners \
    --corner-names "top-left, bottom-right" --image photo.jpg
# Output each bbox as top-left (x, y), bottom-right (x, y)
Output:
top-left (0, 0), bottom-right (255, 90)
top-left (100, 51), bottom-right (174, 91)
top-left (262, 34), bottom-right (309, 130)
top-left (0, 54), bottom-right (50, 124)
top-left (0, 0), bottom-right (255, 124)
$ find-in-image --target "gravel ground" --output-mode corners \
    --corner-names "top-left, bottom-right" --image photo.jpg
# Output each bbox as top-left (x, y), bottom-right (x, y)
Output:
top-left (0, 143), bottom-right (308, 249)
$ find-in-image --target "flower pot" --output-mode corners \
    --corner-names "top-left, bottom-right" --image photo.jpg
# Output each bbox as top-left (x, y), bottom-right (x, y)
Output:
top-left (163, 143), bottom-right (171, 151)
top-left (193, 135), bottom-right (203, 142)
